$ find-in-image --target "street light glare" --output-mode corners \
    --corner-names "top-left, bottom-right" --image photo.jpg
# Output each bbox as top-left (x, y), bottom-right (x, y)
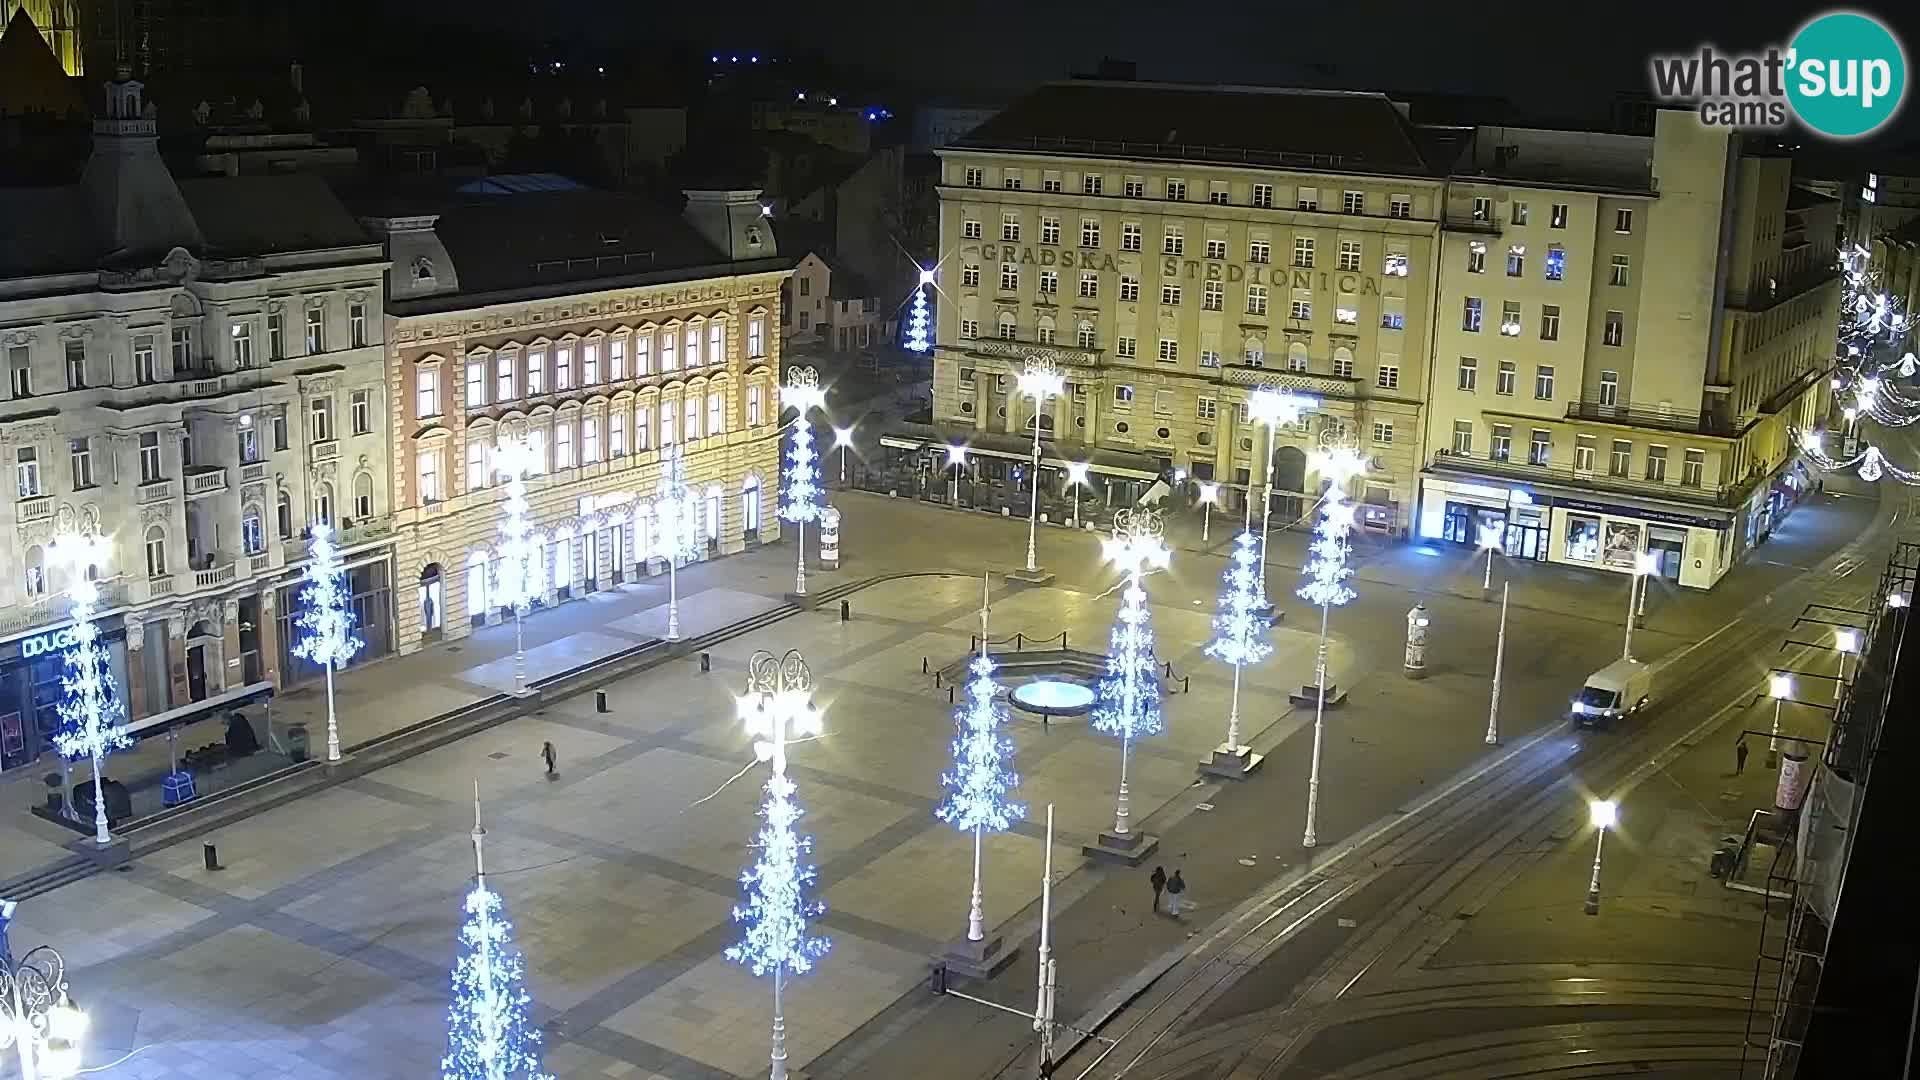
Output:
top-left (1590, 800), bottom-right (1617, 828)
top-left (1065, 461), bottom-right (1090, 485)
top-left (1633, 552), bottom-right (1660, 576)
top-left (832, 425), bottom-right (855, 447)
top-left (1836, 628), bottom-right (1860, 654)
top-left (946, 444), bottom-right (967, 466)
top-left (1770, 672), bottom-right (1793, 699)
top-left (1890, 591), bottom-right (1911, 608)
top-left (1016, 367), bottom-right (1065, 399)
top-left (1198, 482), bottom-right (1218, 503)
top-left (1477, 522), bottom-right (1503, 551)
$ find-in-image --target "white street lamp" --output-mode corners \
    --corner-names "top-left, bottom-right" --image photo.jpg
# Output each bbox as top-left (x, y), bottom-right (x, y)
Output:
top-left (1635, 550), bottom-right (1658, 618)
top-left (655, 443), bottom-right (703, 641)
top-left (1065, 461), bottom-right (1090, 529)
top-left (48, 532), bottom-right (128, 847)
top-left (1247, 388), bottom-right (1320, 606)
top-left (491, 436), bottom-right (542, 694)
top-left (1197, 482), bottom-right (1219, 544)
top-left (1621, 551), bottom-right (1659, 661)
top-left (945, 444), bottom-right (967, 505)
top-left (1584, 799), bottom-right (1617, 915)
top-left (832, 425), bottom-right (855, 486)
top-left (1299, 441), bottom-right (1366, 848)
top-left (1767, 672), bottom-right (1792, 768)
top-left (1835, 628), bottom-right (1860, 701)
top-left (1486, 581), bottom-right (1510, 745)
top-left (1016, 358), bottom-right (1066, 574)
top-left (0, 932), bottom-right (87, 1080)
top-left (1477, 521), bottom-right (1502, 595)
top-left (1889, 590), bottom-right (1911, 609)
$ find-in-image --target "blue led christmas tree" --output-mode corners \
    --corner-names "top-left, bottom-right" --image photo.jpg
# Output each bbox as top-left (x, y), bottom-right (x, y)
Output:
top-left (443, 785), bottom-right (550, 1080)
top-left (1297, 445), bottom-right (1367, 848)
top-left (1203, 530), bottom-right (1274, 764)
top-left (936, 576), bottom-right (1024, 943)
top-left (292, 522), bottom-right (364, 762)
top-left (904, 269), bottom-right (933, 354)
top-left (1092, 510), bottom-right (1169, 843)
top-left (50, 532), bottom-right (129, 846)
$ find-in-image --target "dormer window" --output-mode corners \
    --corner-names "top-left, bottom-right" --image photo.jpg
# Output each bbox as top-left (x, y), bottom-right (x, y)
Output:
top-left (746, 226), bottom-right (763, 247)
top-left (413, 257), bottom-right (435, 282)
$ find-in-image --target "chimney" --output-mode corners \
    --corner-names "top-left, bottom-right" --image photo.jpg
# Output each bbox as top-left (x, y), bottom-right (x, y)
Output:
top-left (682, 189), bottom-right (777, 262)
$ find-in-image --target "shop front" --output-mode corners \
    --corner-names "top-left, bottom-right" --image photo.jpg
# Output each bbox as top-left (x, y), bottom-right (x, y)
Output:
top-left (0, 617), bottom-right (130, 773)
top-left (1546, 496), bottom-right (1733, 590)
top-left (276, 555), bottom-right (396, 687)
top-left (1418, 478), bottom-right (1549, 561)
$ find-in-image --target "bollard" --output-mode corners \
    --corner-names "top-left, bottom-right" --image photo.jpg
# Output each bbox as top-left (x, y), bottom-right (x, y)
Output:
top-left (840, 599), bottom-right (850, 622)
top-left (1182, 676), bottom-right (1191, 694)
top-left (948, 686), bottom-right (955, 703)
top-left (700, 652), bottom-right (711, 673)
top-left (595, 690), bottom-right (609, 713)
top-left (935, 671), bottom-right (943, 688)
top-left (203, 841), bottom-right (222, 871)
top-left (922, 657), bottom-right (930, 674)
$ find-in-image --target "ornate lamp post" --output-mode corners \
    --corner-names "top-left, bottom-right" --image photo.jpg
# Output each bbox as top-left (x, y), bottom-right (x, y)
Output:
top-left (1298, 437), bottom-right (1367, 849)
top-left (945, 444), bottom-right (967, 505)
top-left (1246, 388), bottom-right (1319, 605)
top-left (1016, 358), bottom-right (1065, 574)
top-left (780, 368), bottom-right (827, 597)
top-left (1477, 522), bottom-right (1502, 597)
top-left (0, 920), bottom-right (87, 1080)
top-left (1584, 799), bottom-right (1617, 915)
top-left (1093, 509), bottom-right (1170, 852)
top-left (831, 425), bottom-right (855, 486)
top-left (655, 443), bottom-right (703, 641)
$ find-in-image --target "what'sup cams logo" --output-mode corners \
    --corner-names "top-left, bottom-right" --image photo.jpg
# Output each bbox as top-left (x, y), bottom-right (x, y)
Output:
top-left (1649, 10), bottom-right (1907, 139)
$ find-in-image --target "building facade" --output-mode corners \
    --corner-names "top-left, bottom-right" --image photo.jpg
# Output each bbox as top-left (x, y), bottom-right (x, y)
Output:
top-left (0, 73), bottom-right (393, 772)
top-left (362, 186), bottom-right (789, 652)
top-left (928, 82), bottom-right (1446, 532)
top-left (1421, 113), bottom-right (1837, 589)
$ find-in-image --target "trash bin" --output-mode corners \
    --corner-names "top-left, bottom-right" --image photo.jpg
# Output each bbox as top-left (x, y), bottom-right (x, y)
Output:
top-left (286, 723), bottom-right (310, 763)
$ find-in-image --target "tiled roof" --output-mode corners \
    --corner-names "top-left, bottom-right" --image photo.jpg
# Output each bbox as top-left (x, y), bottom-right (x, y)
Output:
top-left (954, 81), bottom-right (1443, 176)
top-left (177, 175), bottom-right (372, 256)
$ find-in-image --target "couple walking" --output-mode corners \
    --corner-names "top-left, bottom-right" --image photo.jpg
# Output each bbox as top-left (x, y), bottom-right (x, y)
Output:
top-left (1150, 865), bottom-right (1190, 916)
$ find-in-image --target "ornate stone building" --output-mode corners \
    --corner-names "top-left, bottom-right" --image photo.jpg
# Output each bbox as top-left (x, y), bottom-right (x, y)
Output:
top-left (0, 71), bottom-right (391, 772)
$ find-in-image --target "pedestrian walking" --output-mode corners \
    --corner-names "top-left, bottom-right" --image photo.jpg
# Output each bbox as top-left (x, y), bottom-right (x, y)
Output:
top-left (1734, 736), bottom-right (1749, 777)
top-left (1166, 869), bottom-right (1188, 916)
top-left (1149, 865), bottom-right (1168, 913)
top-left (541, 740), bottom-right (557, 778)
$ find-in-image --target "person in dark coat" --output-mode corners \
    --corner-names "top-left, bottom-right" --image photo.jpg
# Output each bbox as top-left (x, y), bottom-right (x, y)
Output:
top-left (1149, 865), bottom-right (1168, 913)
top-left (1735, 736), bottom-right (1750, 776)
top-left (1167, 869), bottom-right (1189, 916)
top-left (541, 741), bottom-right (557, 777)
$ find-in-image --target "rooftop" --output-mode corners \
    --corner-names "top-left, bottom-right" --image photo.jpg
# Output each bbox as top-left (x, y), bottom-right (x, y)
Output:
top-left (952, 81), bottom-right (1443, 176)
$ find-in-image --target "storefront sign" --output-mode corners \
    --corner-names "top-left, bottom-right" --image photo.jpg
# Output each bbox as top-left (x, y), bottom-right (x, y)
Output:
top-left (20, 626), bottom-right (81, 659)
top-left (1554, 496), bottom-right (1727, 532)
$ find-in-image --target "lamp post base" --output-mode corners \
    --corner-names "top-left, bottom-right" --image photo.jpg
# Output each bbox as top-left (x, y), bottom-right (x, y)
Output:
top-left (936, 932), bottom-right (1020, 981)
top-left (1083, 830), bottom-right (1160, 865)
top-left (1288, 683), bottom-right (1347, 709)
top-left (1200, 745), bottom-right (1264, 780)
top-left (1004, 566), bottom-right (1055, 587)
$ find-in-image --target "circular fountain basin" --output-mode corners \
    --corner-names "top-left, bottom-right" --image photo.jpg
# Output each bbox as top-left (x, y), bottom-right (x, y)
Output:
top-left (1010, 678), bottom-right (1097, 718)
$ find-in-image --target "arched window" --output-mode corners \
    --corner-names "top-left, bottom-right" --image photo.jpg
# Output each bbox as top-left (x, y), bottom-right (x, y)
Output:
top-left (144, 526), bottom-right (168, 577)
top-left (1036, 315), bottom-right (1056, 345)
top-left (1332, 345), bottom-right (1355, 379)
top-left (22, 545), bottom-right (44, 598)
top-left (1287, 341), bottom-right (1309, 372)
top-left (552, 530), bottom-right (572, 590)
top-left (312, 481), bottom-right (334, 527)
top-left (1244, 337), bottom-right (1265, 367)
top-left (241, 504), bottom-right (265, 555)
top-left (741, 475), bottom-right (762, 536)
top-left (353, 471), bottom-right (374, 520)
top-left (419, 563), bottom-right (443, 632)
top-left (276, 488), bottom-right (293, 539)
top-left (997, 312), bottom-right (1017, 340)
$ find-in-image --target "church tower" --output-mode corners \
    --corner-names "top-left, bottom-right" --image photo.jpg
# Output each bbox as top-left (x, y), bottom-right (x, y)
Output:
top-left (0, 1), bottom-right (81, 76)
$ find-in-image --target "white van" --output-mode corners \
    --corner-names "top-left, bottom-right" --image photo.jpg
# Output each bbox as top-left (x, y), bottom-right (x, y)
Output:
top-left (1570, 658), bottom-right (1652, 728)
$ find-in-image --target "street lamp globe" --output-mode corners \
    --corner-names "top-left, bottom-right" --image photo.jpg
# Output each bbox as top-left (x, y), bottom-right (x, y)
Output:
top-left (1015, 364), bottom-right (1065, 402)
top-left (1633, 551), bottom-right (1660, 577)
top-left (1769, 672), bottom-right (1793, 699)
top-left (1890, 590), bottom-right (1911, 609)
top-left (1065, 461), bottom-right (1090, 487)
top-left (1836, 628), bottom-right (1860, 654)
top-left (1309, 444), bottom-right (1368, 488)
top-left (1589, 799), bottom-right (1618, 829)
top-left (1198, 482), bottom-right (1218, 505)
top-left (832, 426), bottom-right (854, 449)
top-left (946, 444), bottom-right (967, 467)
top-left (1476, 523), bottom-right (1502, 551)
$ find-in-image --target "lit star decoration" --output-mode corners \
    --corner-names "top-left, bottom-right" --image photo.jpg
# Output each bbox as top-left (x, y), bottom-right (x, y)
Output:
top-left (443, 796), bottom-right (550, 1080)
top-left (905, 267), bottom-right (933, 354)
top-left (1205, 531), bottom-right (1274, 670)
top-left (1297, 446), bottom-right (1367, 610)
top-left (654, 442), bottom-right (703, 640)
top-left (50, 532), bottom-right (130, 844)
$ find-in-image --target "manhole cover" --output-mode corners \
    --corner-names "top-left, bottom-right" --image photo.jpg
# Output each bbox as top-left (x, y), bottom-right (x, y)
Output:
top-left (488, 752), bottom-right (511, 760)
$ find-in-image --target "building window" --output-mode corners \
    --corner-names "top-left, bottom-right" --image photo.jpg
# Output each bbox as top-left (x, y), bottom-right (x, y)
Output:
top-left (1039, 270), bottom-right (1059, 295)
top-left (145, 526), bottom-right (167, 577)
top-left (1078, 271), bottom-right (1099, 299)
top-left (1003, 172), bottom-right (1022, 190)
top-left (351, 389), bottom-right (372, 434)
top-left (1376, 364), bottom-right (1399, 390)
top-left (1329, 349), bottom-right (1353, 377)
top-left (1373, 421), bottom-right (1394, 445)
top-left (527, 347), bottom-right (550, 392)
top-left (1125, 178), bottom-right (1146, 198)
top-left (1205, 238), bottom-right (1227, 260)
top-left (1541, 305), bottom-right (1561, 341)
top-left (466, 358), bottom-right (487, 407)
top-left (709, 391), bottom-right (725, 437)
top-left (1381, 301), bottom-right (1405, 329)
top-left (1082, 174), bottom-right (1103, 195)
top-left (1458, 357), bottom-right (1478, 391)
top-left (1290, 294), bottom-right (1312, 321)
top-left (1041, 216), bottom-right (1060, 244)
top-left (267, 312), bottom-right (285, 360)
top-left (170, 326), bottom-right (192, 373)
top-left (609, 338), bottom-right (627, 380)
top-left (1565, 515), bottom-right (1599, 561)
top-left (1122, 223), bottom-right (1142, 251)
top-left (963, 219), bottom-right (982, 240)
top-left (554, 420), bottom-right (575, 468)
top-left (1119, 276), bottom-right (1139, 302)
top-left (496, 352), bottom-right (517, 401)
top-left (1252, 184), bottom-right (1273, 208)
top-left (1535, 365), bottom-right (1555, 400)
top-left (1609, 439), bottom-right (1631, 477)
top-left (1343, 190), bottom-right (1365, 215)
top-left (238, 424), bottom-right (258, 465)
top-left (309, 396), bottom-right (333, 442)
top-left (349, 302), bottom-right (368, 347)
top-left (1615, 208), bottom-right (1633, 234)
top-left (5, 348), bottom-right (28, 399)
top-left (1043, 174), bottom-right (1062, 193)
top-left (635, 406), bottom-right (653, 450)
top-left (1001, 263), bottom-right (1019, 291)
top-left (962, 264), bottom-right (980, 288)
top-left (1081, 219), bottom-right (1101, 248)
top-left (1384, 245), bottom-right (1409, 277)
top-left (584, 416), bottom-right (601, 462)
top-left (1001, 213), bottom-right (1021, 242)
top-left (467, 440), bottom-right (488, 490)
top-left (1507, 245), bottom-right (1525, 276)
top-left (305, 307), bottom-right (324, 353)
top-left (1472, 196), bottom-right (1492, 221)
top-left (584, 341), bottom-right (602, 384)
top-left (1467, 242), bottom-right (1486, 274)
top-left (1599, 370), bottom-right (1620, 406)
top-left (1500, 301), bottom-right (1522, 336)
top-left (1452, 420), bottom-right (1473, 455)
top-left (1036, 322), bottom-right (1055, 345)
top-left (1113, 384), bottom-right (1134, 407)
top-left (1157, 339), bottom-right (1178, 363)
top-left (1575, 435), bottom-right (1596, 472)
top-left (1247, 285), bottom-right (1268, 315)
top-left (1161, 283), bottom-right (1182, 306)
top-left (998, 314), bottom-right (1017, 340)
top-left (749, 317), bottom-right (767, 357)
top-left (134, 334), bottom-right (157, 384)
top-left (1200, 349), bottom-right (1221, 368)
top-left (635, 334), bottom-right (653, 374)
top-left (1197, 397), bottom-right (1217, 420)
top-left (1550, 203), bottom-right (1569, 228)
top-left (1203, 281), bottom-right (1223, 310)
top-left (1116, 336), bottom-right (1136, 359)
top-left (1496, 360), bottom-right (1517, 396)
top-left (64, 340), bottom-right (85, 388)
top-left (609, 409), bottom-right (628, 457)
top-left (1544, 246), bottom-right (1565, 281)
top-left (416, 446), bottom-right (443, 502)
top-left (1077, 322), bottom-right (1097, 349)
top-left (1165, 178), bottom-right (1186, 201)
top-left (1683, 449), bottom-right (1705, 487)
top-left (1207, 183), bottom-right (1228, 205)
top-left (1610, 255), bottom-right (1630, 287)
top-left (1152, 389), bottom-right (1173, 417)
top-left (1490, 424), bottom-right (1512, 461)
top-left (1603, 311), bottom-right (1624, 347)
top-left (1528, 428), bottom-right (1551, 465)
top-left (1389, 194), bottom-right (1411, 219)
top-left (416, 365), bottom-right (440, 418)
top-left (13, 446), bottom-right (38, 498)
top-left (1335, 302), bottom-right (1358, 325)
top-left (1293, 236), bottom-right (1314, 268)
top-left (1163, 226), bottom-right (1184, 256)
top-left (1287, 344), bottom-right (1309, 372)
top-left (964, 167), bottom-right (983, 187)
top-left (1337, 241), bottom-right (1362, 272)
top-left (1512, 202), bottom-right (1530, 225)
top-left (273, 407), bottom-right (289, 451)
top-left (277, 489), bottom-right (292, 538)
top-left (67, 437), bottom-right (92, 489)
top-left (1646, 445), bottom-right (1668, 482)
top-left (1296, 187), bottom-right (1318, 211)
top-left (557, 344), bottom-right (575, 389)
top-left (960, 319), bottom-right (978, 339)
top-left (1463, 297), bottom-right (1483, 332)
top-left (1249, 240), bottom-right (1271, 264)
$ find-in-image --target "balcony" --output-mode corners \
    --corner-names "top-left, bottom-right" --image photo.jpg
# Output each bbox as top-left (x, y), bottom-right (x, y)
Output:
top-left (280, 515), bottom-right (395, 565)
top-left (240, 462), bottom-right (268, 484)
top-left (138, 479), bottom-right (174, 504)
top-left (309, 439), bottom-right (339, 463)
top-left (16, 494), bottom-right (52, 524)
top-left (147, 574), bottom-right (176, 598)
top-left (250, 553), bottom-right (273, 575)
top-left (1220, 363), bottom-right (1357, 399)
top-left (1442, 212), bottom-right (1502, 235)
top-left (183, 466), bottom-right (228, 497)
top-left (193, 562), bottom-right (237, 590)
top-left (1564, 400), bottom-right (1743, 438)
top-left (1429, 448), bottom-right (1739, 507)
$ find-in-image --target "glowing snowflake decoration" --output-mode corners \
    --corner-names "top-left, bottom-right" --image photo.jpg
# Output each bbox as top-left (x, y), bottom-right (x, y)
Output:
top-left (291, 523), bottom-right (364, 671)
top-left (935, 652), bottom-right (1024, 834)
top-left (725, 771), bottom-right (831, 978)
top-left (442, 884), bottom-right (551, 1080)
top-left (1205, 531), bottom-right (1274, 668)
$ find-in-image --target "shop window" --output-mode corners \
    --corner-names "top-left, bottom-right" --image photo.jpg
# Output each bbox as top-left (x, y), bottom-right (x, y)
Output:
top-left (1565, 516), bottom-right (1600, 562)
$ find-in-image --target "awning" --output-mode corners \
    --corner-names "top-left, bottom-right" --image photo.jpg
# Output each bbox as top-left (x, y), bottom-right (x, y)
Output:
top-left (882, 423), bottom-right (1162, 481)
top-left (124, 680), bottom-right (275, 742)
